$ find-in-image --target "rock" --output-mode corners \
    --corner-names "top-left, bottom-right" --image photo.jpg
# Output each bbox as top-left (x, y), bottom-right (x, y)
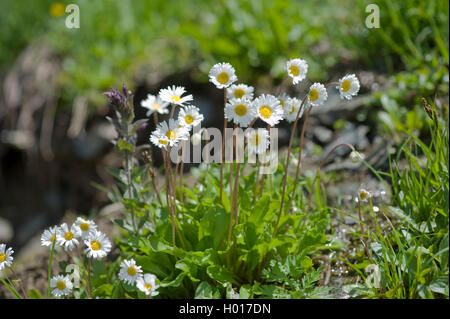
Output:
top-left (312, 126), bottom-right (333, 144)
top-left (0, 217), bottom-right (14, 242)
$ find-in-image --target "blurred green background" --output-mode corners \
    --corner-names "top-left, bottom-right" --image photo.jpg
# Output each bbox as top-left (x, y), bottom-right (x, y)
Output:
top-left (1, 0), bottom-right (448, 118)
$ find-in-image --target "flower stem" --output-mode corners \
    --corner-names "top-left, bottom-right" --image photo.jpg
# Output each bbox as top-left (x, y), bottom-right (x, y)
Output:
top-left (273, 96), bottom-right (307, 237)
top-left (312, 143), bottom-right (355, 187)
top-left (219, 88), bottom-right (228, 204)
top-left (47, 239), bottom-right (56, 298)
top-left (286, 103), bottom-right (313, 214)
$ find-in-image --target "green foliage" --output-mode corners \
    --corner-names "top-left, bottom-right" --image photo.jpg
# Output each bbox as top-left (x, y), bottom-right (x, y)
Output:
top-left (346, 103), bottom-right (449, 299)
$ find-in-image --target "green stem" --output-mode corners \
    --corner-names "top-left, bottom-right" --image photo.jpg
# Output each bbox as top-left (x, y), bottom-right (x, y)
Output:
top-left (47, 239), bottom-right (56, 298)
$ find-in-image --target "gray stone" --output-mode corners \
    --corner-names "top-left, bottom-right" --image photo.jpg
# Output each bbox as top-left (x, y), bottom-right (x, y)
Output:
top-left (0, 217), bottom-right (14, 242)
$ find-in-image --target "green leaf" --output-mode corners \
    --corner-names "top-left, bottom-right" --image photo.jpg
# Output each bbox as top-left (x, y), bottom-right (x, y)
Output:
top-left (194, 281), bottom-right (221, 299)
top-left (206, 264), bottom-right (236, 285)
top-left (117, 138), bottom-right (134, 153)
top-left (28, 289), bottom-right (43, 299)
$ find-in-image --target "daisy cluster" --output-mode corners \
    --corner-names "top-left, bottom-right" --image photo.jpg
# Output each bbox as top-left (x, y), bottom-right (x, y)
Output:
top-left (146, 59), bottom-right (359, 157)
top-left (208, 60), bottom-right (360, 155)
top-left (40, 217), bottom-right (112, 298)
top-left (145, 85), bottom-right (203, 149)
top-left (118, 258), bottom-right (159, 296)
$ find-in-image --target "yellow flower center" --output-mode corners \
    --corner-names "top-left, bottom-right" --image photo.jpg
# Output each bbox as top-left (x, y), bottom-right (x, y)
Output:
top-left (185, 115), bottom-right (194, 125)
top-left (65, 232), bottom-right (74, 241)
top-left (234, 89), bottom-right (246, 98)
top-left (91, 241), bottom-right (101, 251)
top-left (152, 103), bottom-right (161, 110)
top-left (56, 281), bottom-right (66, 290)
top-left (309, 89), bottom-right (319, 102)
top-left (289, 65), bottom-right (300, 76)
top-left (217, 72), bottom-right (229, 84)
top-left (51, 235), bottom-right (56, 243)
top-left (289, 106), bottom-right (296, 115)
top-left (80, 223), bottom-right (89, 231)
top-left (145, 283), bottom-right (153, 291)
top-left (49, 3), bottom-right (65, 17)
top-left (279, 99), bottom-right (285, 108)
top-left (249, 134), bottom-right (261, 146)
top-left (235, 104), bottom-right (247, 116)
top-left (259, 106), bottom-right (272, 119)
top-left (0, 254), bottom-right (6, 263)
top-left (171, 96), bottom-right (181, 102)
top-left (341, 80), bottom-right (351, 92)
top-left (159, 139), bottom-right (168, 145)
top-left (166, 130), bottom-right (177, 140)
top-left (360, 191), bottom-right (368, 200)
top-left (127, 267), bottom-right (137, 276)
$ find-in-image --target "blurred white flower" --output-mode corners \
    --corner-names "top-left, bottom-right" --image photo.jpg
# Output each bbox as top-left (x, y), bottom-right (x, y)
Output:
top-left (209, 62), bottom-right (237, 89)
top-left (286, 58), bottom-right (308, 84)
top-left (119, 259), bottom-right (143, 285)
top-left (50, 275), bottom-right (72, 298)
top-left (253, 94), bottom-right (284, 126)
top-left (307, 83), bottom-right (328, 107)
top-left (246, 128), bottom-right (270, 155)
top-left (224, 98), bottom-right (256, 128)
top-left (136, 274), bottom-right (159, 296)
top-left (41, 225), bottom-right (59, 248)
top-left (227, 83), bottom-right (254, 100)
top-left (284, 97), bottom-right (304, 123)
top-left (337, 74), bottom-right (360, 100)
top-left (74, 217), bottom-right (97, 240)
top-left (141, 94), bottom-right (169, 116)
top-left (0, 244), bottom-right (13, 270)
top-left (178, 105), bottom-right (203, 129)
top-left (84, 230), bottom-right (112, 259)
top-left (56, 223), bottom-right (81, 251)
top-left (159, 86), bottom-right (193, 106)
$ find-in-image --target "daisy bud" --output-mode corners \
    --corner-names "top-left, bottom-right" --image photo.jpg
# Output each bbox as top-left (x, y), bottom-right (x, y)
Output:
top-left (349, 150), bottom-right (365, 163)
top-left (191, 132), bottom-right (202, 145)
top-left (358, 188), bottom-right (371, 202)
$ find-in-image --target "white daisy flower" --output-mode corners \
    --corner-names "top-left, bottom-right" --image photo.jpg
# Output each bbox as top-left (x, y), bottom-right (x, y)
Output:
top-left (286, 58), bottom-right (308, 84)
top-left (136, 273), bottom-right (159, 296)
top-left (284, 97), bottom-right (304, 123)
top-left (227, 84), bottom-right (254, 100)
top-left (209, 62), bottom-right (237, 89)
top-left (277, 93), bottom-right (290, 110)
top-left (141, 94), bottom-right (170, 116)
top-left (41, 225), bottom-right (59, 248)
top-left (253, 94), bottom-right (284, 126)
top-left (159, 85), bottom-right (193, 106)
top-left (307, 83), bottom-right (328, 107)
top-left (246, 129), bottom-right (270, 155)
top-left (119, 259), bottom-right (143, 285)
top-left (224, 98), bottom-right (256, 128)
top-left (0, 244), bottom-right (14, 270)
top-left (337, 74), bottom-right (360, 100)
top-left (50, 275), bottom-right (73, 298)
top-left (178, 105), bottom-right (204, 129)
top-left (74, 217), bottom-right (97, 240)
top-left (56, 223), bottom-right (81, 251)
top-left (150, 133), bottom-right (170, 149)
top-left (84, 230), bottom-right (112, 259)
top-left (152, 118), bottom-right (189, 148)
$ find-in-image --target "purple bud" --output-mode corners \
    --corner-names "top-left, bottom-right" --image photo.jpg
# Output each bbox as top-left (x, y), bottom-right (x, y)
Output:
top-left (122, 84), bottom-right (131, 98)
top-left (104, 88), bottom-right (123, 106)
top-left (138, 121), bottom-right (149, 131)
